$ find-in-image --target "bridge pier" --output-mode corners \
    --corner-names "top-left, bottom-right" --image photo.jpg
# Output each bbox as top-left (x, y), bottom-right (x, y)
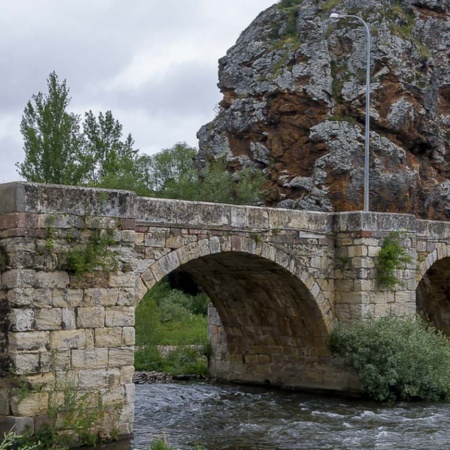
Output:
top-left (1, 182), bottom-right (450, 441)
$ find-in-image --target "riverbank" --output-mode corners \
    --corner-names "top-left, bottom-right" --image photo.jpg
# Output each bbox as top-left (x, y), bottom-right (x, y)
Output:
top-left (133, 371), bottom-right (208, 384)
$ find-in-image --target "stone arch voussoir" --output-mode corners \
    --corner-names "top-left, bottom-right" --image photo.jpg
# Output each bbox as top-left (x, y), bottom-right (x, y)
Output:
top-left (416, 243), bottom-right (450, 289)
top-left (137, 235), bottom-right (332, 331)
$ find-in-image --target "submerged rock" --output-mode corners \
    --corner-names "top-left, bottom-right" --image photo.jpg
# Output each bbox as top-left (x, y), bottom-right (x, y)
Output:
top-left (198, 0), bottom-right (450, 219)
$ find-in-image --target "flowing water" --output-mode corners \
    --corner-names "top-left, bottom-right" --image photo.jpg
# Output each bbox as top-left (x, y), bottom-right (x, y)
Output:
top-left (113, 382), bottom-right (450, 449)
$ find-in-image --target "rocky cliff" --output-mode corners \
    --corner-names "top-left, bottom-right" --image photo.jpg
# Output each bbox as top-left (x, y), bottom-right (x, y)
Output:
top-left (197, 0), bottom-right (450, 219)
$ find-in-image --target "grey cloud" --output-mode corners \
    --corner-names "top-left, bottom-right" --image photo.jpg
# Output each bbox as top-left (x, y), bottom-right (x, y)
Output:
top-left (105, 61), bottom-right (221, 118)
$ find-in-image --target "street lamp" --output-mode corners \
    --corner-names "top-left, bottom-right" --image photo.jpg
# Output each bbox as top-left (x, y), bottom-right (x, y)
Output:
top-left (329, 12), bottom-right (371, 212)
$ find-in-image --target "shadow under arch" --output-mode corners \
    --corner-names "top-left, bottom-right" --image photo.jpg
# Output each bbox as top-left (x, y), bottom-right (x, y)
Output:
top-left (417, 245), bottom-right (450, 336)
top-left (138, 236), bottom-right (341, 391)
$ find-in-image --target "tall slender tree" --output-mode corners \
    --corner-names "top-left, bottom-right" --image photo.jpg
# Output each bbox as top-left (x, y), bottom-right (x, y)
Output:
top-left (83, 110), bottom-right (138, 183)
top-left (17, 71), bottom-right (86, 185)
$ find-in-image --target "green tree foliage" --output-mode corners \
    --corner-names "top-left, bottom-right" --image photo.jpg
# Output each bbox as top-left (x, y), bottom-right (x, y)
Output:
top-left (17, 71), bottom-right (86, 185)
top-left (17, 72), bottom-right (139, 188)
top-left (17, 73), bottom-right (266, 205)
top-left (137, 142), bottom-right (267, 205)
top-left (329, 314), bottom-right (450, 402)
top-left (135, 278), bottom-right (209, 375)
top-left (83, 110), bottom-right (138, 183)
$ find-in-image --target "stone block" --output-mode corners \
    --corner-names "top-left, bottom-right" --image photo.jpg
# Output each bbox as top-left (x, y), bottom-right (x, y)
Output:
top-left (86, 329), bottom-right (95, 349)
top-left (394, 291), bottom-right (415, 305)
top-left (117, 288), bottom-right (134, 306)
top-left (7, 288), bottom-right (36, 307)
top-left (165, 234), bottom-right (185, 249)
top-left (50, 330), bottom-right (86, 351)
top-left (77, 368), bottom-right (121, 389)
top-left (121, 366), bottom-right (135, 384)
top-left (10, 352), bottom-right (40, 374)
top-left (145, 230), bottom-right (167, 247)
top-left (77, 307), bottom-right (105, 328)
top-left (24, 372), bottom-right (55, 391)
top-left (35, 271), bottom-right (69, 289)
top-left (109, 347), bottom-right (134, 367)
top-left (9, 308), bottom-right (35, 331)
top-left (244, 354), bottom-right (259, 365)
top-left (71, 348), bottom-right (108, 369)
top-left (10, 392), bottom-right (49, 417)
top-left (95, 327), bottom-right (123, 347)
top-left (101, 386), bottom-right (125, 406)
top-left (9, 331), bottom-right (49, 353)
top-left (157, 252), bottom-right (180, 276)
top-left (0, 392), bottom-right (9, 415)
top-left (53, 289), bottom-right (83, 308)
top-left (61, 308), bottom-right (76, 330)
top-left (2, 270), bottom-right (36, 289)
top-left (35, 308), bottom-right (62, 331)
top-left (0, 416), bottom-right (34, 435)
top-left (122, 327), bottom-right (135, 346)
top-left (105, 307), bottom-right (134, 327)
top-left (84, 288), bottom-right (118, 306)
top-left (18, 288), bottom-right (51, 309)
top-left (109, 272), bottom-right (136, 288)
top-left (121, 230), bottom-right (135, 243)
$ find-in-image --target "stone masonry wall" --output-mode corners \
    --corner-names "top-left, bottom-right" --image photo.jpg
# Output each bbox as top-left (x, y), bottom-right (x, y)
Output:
top-left (0, 184), bottom-right (137, 440)
top-left (334, 212), bottom-right (418, 322)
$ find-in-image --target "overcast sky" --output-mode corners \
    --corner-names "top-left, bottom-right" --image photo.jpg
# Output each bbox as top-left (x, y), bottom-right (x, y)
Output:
top-left (0, 0), bottom-right (276, 183)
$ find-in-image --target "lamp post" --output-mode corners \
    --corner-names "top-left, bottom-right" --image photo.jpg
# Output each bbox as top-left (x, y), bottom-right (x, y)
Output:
top-left (330, 13), bottom-right (371, 212)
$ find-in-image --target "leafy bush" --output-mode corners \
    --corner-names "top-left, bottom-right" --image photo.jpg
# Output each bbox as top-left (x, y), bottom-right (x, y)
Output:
top-left (135, 278), bottom-right (209, 374)
top-left (158, 289), bottom-right (209, 317)
top-left (135, 345), bottom-right (208, 376)
top-left (329, 314), bottom-right (450, 402)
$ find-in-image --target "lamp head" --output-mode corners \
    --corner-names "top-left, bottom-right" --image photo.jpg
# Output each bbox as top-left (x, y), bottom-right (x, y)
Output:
top-left (329, 13), bottom-right (341, 22)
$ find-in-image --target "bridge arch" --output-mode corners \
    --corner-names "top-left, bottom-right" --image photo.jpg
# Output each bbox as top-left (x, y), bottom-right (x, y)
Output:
top-left (137, 235), bottom-right (335, 389)
top-left (416, 244), bottom-right (450, 335)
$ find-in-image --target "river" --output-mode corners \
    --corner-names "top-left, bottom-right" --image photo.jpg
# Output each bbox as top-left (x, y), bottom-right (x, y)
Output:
top-left (96, 382), bottom-right (450, 450)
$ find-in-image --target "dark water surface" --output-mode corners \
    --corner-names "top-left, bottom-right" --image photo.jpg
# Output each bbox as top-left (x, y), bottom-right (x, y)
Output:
top-left (114, 382), bottom-right (450, 449)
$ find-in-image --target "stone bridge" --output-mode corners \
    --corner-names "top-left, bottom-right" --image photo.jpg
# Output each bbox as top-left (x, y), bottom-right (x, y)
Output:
top-left (1, 182), bottom-right (450, 440)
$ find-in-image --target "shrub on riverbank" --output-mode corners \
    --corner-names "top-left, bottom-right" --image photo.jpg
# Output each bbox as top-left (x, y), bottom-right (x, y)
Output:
top-left (329, 314), bottom-right (450, 402)
top-left (135, 279), bottom-right (209, 375)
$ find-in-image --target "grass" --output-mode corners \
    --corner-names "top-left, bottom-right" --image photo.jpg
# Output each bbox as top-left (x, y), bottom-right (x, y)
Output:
top-left (135, 279), bottom-right (209, 376)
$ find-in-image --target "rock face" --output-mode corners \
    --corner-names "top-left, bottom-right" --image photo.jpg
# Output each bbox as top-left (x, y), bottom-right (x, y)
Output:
top-left (197, 0), bottom-right (450, 219)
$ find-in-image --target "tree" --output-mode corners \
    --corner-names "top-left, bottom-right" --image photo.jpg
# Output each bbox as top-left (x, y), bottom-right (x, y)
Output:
top-left (83, 110), bottom-right (138, 183)
top-left (137, 142), bottom-right (267, 204)
top-left (17, 72), bottom-right (138, 188)
top-left (17, 71), bottom-right (86, 185)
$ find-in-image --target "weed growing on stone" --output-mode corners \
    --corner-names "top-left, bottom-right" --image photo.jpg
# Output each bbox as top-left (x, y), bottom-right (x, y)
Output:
top-left (67, 227), bottom-right (117, 277)
top-left (47, 375), bottom-right (107, 447)
top-left (322, 0), bottom-right (342, 12)
top-left (278, 0), bottom-right (303, 8)
top-left (330, 314), bottom-right (450, 402)
top-left (0, 431), bottom-right (40, 450)
top-left (7, 371), bottom-right (109, 449)
top-left (375, 231), bottom-right (412, 289)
